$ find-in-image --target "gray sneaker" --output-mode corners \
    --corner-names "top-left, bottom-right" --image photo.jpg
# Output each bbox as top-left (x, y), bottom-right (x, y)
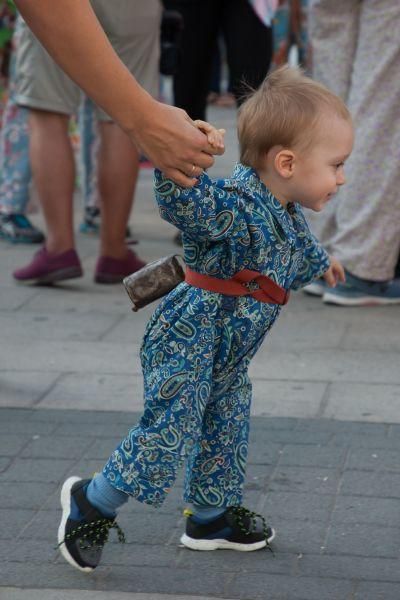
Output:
top-left (323, 272), bottom-right (400, 306)
top-left (303, 278), bottom-right (327, 297)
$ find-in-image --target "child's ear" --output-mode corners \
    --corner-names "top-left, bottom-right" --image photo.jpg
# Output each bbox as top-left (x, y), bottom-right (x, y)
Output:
top-left (274, 149), bottom-right (295, 178)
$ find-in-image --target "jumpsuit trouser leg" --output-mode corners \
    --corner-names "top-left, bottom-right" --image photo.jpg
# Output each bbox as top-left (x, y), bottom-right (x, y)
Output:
top-left (184, 372), bottom-right (252, 507)
top-left (102, 307), bottom-right (250, 508)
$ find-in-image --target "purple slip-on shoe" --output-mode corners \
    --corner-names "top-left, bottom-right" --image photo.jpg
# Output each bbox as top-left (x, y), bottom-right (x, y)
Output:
top-left (13, 247), bottom-right (83, 284)
top-left (94, 249), bottom-right (146, 284)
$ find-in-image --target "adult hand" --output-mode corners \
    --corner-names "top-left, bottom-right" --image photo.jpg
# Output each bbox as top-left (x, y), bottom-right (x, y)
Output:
top-left (131, 100), bottom-right (225, 187)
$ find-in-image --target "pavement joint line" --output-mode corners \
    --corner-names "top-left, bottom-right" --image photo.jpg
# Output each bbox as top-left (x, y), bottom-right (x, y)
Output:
top-left (315, 380), bottom-right (331, 418)
top-left (97, 312), bottom-right (126, 342)
top-left (0, 590), bottom-right (235, 600)
top-left (31, 372), bottom-right (68, 408)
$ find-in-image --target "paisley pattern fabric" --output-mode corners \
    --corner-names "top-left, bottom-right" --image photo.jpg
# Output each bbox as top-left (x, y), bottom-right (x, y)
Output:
top-left (103, 164), bottom-right (329, 507)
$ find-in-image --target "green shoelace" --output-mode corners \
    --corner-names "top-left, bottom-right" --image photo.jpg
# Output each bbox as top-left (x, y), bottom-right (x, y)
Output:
top-left (57, 517), bottom-right (125, 551)
top-left (230, 506), bottom-right (274, 552)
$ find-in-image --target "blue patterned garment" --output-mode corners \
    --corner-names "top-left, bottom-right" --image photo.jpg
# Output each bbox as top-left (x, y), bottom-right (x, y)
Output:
top-left (103, 164), bottom-right (329, 508)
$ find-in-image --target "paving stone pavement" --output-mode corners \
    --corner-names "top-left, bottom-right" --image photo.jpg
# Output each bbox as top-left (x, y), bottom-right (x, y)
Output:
top-left (1, 104), bottom-right (400, 600)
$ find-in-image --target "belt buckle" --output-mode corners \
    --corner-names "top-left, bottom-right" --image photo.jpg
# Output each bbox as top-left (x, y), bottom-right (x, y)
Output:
top-left (243, 278), bottom-right (260, 293)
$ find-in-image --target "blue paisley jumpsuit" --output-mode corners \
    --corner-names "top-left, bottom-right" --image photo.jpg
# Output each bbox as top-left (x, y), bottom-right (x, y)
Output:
top-left (103, 164), bottom-right (329, 508)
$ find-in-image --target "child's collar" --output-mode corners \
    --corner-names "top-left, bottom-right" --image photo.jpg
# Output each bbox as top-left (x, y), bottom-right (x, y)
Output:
top-left (232, 162), bottom-right (299, 235)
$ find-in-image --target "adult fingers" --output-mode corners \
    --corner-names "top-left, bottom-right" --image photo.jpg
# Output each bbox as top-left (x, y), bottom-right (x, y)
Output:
top-left (191, 151), bottom-right (215, 170)
top-left (163, 167), bottom-right (198, 188)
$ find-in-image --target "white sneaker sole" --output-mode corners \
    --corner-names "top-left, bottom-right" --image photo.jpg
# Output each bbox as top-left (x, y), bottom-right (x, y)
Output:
top-left (303, 283), bottom-right (325, 297)
top-left (323, 292), bottom-right (400, 306)
top-left (58, 476), bottom-right (93, 573)
top-left (180, 528), bottom-right (275, 551)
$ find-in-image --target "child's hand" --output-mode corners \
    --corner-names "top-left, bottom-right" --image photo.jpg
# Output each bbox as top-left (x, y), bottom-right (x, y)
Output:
top-left (193, 119), bottom-right (225, 150)
top-left (323, 256), bottom-right (346, 287)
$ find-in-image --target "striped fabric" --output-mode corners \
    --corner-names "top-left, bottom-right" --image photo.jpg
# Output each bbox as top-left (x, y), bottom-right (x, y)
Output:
top-left (248, 0), bottom-right (278, 27)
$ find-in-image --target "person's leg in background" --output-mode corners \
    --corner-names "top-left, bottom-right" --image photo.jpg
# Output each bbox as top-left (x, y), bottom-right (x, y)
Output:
top-left (94, 120), bottom-right (145, 283)
top-left (0, 101), bottom-right (44, 243)
top-left (13, 1), bottom-right (161, 285)
top-left (0, 17), bottom-right (44, 244)
top-left (78, 95), bottom-right (101, 235)
top-left (322, 0), bottom-right (400, 305)
top-left (11, 17), bottom-right (85, 283)
top-left (223, 0), bottom-right (273, 107)
top-left (91, 0), bottom-right (163, 282)
top-left (28, 110), bottom-right (77, 256)
top-left (164, 0), bottom-right (222, 120)
top-left (305, 0), bottom-right (360, 251)
top-left (77, 96), bottom-right (134, 241)
top-left (207, 38), bottom-right (222, 105)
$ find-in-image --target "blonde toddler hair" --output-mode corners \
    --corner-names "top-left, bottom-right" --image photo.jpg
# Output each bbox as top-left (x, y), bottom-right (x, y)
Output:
top-left (237, 65), bottom-right (351, 169)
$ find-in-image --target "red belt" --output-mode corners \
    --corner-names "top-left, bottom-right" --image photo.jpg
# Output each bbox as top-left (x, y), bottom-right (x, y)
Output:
top-left (185, 267), bottom-right (289, 305)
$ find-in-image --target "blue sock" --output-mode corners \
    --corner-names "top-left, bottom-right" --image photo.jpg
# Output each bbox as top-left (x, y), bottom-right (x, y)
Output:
top-left (70, 483), bottom-right (88, 521)
top-left (86, 473), bottom-right (129, 518)
top-left (191, 504), bottom-right (226, 523)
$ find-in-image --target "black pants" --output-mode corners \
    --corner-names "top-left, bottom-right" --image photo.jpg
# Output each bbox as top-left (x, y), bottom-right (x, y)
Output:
top-left (164, 0), bottom-right (273, 120)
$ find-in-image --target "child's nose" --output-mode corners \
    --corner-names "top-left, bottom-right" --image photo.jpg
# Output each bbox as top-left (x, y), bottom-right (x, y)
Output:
top-left (337, 170), bottom-right (346, 186)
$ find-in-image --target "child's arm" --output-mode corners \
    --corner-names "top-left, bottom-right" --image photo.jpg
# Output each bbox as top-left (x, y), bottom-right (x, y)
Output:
top-left (290, 234), bottom-right (331, 290)
top-left (154, 121), bottom-right (246, 242)
top-left (154, 167), bottom-right (243, 242)
top-left (323, 256), bottom-right (346, 287)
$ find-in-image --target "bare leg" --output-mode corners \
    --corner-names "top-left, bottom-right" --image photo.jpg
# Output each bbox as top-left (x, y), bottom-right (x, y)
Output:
top-left (29, 109), bottom-right (75, 254)
top-left (97, 121), bottom-right (139, 259)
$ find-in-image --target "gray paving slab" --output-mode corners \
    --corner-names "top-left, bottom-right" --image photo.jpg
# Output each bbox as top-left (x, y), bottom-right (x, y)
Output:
top-left (323, 382), bottom-right (400, 422)
top-left (0, 372), bottom-right (60, 408)
top-left (249, 348), bottom-right (400, 385)
top-left (0, 311), bottom-right (120, 342)
top-left (37, 372), bottom-right (145, 411)
top-left (1, 339), bottom-right (143, 375)
top-left (0, 591), bottom-right (232, 600)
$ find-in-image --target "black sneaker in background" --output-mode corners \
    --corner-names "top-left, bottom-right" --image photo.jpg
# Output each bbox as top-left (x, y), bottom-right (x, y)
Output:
top-left (57, 476), bottom-right (125, 572)
top-left (79, 206), bottom-right (101, 235)
top-left (180, 506), bottom-right (275, 551)
top-left (0, 212), bottom-right (45, 244)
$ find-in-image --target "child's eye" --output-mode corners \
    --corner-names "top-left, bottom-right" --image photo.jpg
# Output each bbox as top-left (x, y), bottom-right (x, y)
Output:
top-left (335, 162), bottom-right (345, 169)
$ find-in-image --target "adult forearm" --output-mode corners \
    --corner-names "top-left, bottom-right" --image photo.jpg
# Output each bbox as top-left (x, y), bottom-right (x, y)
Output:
top-left (14, 0), bottom-right (150, 135)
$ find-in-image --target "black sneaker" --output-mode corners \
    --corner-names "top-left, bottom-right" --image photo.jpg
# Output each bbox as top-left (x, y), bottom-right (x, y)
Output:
top-left (0, 212), bottom-right (45, 244)
top-left (57, 476), bottom-right (125, 572)
top-left (180, 506), bottom-right (275, 551)
top-left (79, 206), bottom-right (101, 235)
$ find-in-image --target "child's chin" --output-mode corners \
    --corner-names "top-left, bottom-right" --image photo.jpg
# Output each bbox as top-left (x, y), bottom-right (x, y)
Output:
top-left (310, 204), bottom-right (324, 213)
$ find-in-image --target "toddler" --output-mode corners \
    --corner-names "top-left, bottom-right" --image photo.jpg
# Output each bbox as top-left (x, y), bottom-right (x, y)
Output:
top-left (57, 65), bottom-right (353, 572)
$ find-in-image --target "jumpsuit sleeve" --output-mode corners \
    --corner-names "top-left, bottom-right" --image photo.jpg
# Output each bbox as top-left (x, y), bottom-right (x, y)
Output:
top-left (290, 207), bottom-right (330, 290)
top-left (153, 169), bottom-right (248, 242)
